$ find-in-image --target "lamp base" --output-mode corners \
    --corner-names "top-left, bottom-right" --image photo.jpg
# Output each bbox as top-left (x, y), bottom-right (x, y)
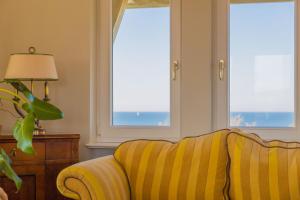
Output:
top-left (33, 128), bottom-right (46, 135)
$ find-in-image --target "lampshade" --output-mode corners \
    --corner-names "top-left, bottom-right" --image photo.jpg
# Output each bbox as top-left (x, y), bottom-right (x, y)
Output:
top-left (5, 54), bottom-right (58, 81)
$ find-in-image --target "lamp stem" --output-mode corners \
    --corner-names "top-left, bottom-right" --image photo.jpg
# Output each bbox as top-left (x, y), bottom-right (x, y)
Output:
top-left (43, 81), bottom-right (50, 102)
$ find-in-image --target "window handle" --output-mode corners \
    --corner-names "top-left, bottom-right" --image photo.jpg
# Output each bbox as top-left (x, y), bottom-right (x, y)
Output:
top-left (172, 60), bottom-right (180, 81)
top-left (219, 59), bottom-right (225, 80)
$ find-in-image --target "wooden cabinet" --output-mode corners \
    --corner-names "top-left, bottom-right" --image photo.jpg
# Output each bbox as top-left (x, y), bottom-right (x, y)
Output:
top-left (0, 134), bottom-right (79, 200)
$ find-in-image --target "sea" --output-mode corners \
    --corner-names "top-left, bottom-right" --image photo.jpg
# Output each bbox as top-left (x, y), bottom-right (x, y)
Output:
top-left (113, 112), bottom-right (170, 126)
top-left (230, 112), bottom-right (294, 128)
top-left (113, 112), bottom-right (295, 128)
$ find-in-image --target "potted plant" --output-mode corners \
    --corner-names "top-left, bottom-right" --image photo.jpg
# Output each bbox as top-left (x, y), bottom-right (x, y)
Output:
top-left (0, 80), bottom-right (63, 192)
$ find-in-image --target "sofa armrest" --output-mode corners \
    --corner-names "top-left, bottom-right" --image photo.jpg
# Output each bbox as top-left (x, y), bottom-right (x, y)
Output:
top-left (57, 155), bottom-right (130, 200)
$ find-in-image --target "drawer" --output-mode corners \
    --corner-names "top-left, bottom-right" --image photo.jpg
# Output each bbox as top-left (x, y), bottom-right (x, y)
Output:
top-left (46, 141), bottom-right (72, 160)
top-left (1, 142), bottom-right (45, 163)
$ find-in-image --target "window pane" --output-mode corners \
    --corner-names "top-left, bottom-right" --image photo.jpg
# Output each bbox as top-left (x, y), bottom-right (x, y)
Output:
top-left (229, 0), bottom-right (295, 128)
top-left (112, 4), bottom-right (170, 126)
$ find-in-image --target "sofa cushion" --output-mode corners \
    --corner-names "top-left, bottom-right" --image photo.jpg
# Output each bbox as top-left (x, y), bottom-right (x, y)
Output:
top-left (227, 131), bottom-right (300, 200)
top-left (114, 129), bottom-right (230, 200)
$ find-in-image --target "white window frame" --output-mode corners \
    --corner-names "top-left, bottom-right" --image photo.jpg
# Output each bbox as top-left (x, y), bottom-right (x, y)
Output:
top-left (88, 0), bottom-right (182, 147)
top-left (212, 0), bottom-right (300, 140)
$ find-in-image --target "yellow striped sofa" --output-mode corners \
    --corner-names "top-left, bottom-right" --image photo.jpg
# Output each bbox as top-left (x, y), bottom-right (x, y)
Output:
top-left (57, 129), bottom-right (300, 200)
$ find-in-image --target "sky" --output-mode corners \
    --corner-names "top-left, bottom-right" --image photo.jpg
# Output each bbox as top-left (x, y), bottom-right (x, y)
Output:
top-left (113, 7), bottom-right (170, 112)
top-left (230, 1), bottom-right (295, 113)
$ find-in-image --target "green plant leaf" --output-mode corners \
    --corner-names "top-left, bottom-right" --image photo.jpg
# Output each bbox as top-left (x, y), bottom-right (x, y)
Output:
top-left (0, 149), bottom-right (22, 190)
top-left (30, 98), bottom-right (63, 120)
top-left (0, 149), bottom-right (12, 165)
top-left (9, 81), bottom-right (63, 120)
top-left (22, 99), bottom-right (63, 120)
top-left (7, 80), bottom-right (34, 101)
top-left (13, 113), bottom-right (35, 154)
top-left (21, 103), bottom-right (31, 114)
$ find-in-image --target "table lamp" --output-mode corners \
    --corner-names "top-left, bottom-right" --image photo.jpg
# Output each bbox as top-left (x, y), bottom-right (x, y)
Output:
top-left (5, 47), bottom-right (58, 101)
top-left (4, 47), bottom-right (58, 134)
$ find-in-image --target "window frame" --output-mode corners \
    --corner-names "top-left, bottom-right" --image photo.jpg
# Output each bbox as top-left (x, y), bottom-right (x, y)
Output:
top-left (88, 0), bottom-right (182, 147)
top-left (212, 0), bottom-right (300, 138)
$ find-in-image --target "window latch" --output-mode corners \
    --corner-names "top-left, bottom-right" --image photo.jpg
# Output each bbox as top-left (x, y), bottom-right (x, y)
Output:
top-left (172, 60), bottom-right (180, 81)
top-left (219, 59), bottom-right (225, 81)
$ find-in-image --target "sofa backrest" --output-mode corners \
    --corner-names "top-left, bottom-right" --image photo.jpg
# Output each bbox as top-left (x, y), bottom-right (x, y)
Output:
top-left (114, 129), bottom-right (230, 200)
top-left (227, 131), bottom-right (300, 200)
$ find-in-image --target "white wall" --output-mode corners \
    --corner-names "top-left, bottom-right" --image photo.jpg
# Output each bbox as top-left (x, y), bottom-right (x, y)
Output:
top-left (0, 0), bottom-right (212, 160)
top-left (181, 0), bottom-right (212, 136)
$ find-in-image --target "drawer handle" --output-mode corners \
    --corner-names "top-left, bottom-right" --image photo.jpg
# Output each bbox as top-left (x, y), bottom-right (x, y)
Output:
top-left (10, 148), bottom-right (17, 157)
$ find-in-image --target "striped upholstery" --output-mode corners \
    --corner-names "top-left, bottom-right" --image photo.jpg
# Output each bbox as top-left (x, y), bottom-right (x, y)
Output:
top-left (114, 129), bottom-right (230, 200)
top-left (57, 156), bottom-right (130, 200)
top-left (227, 131), bottom-right (300, 200)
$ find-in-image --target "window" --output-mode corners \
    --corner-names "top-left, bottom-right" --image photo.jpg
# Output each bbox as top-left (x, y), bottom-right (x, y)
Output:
top-left (230, 1), bottom-right (295, 128)
top-left (92, 0), bottom-right (181, 144)
top-left (213, 0), bottom-right (297, 133)
top-left (113, 6), bottom-right (171, 127)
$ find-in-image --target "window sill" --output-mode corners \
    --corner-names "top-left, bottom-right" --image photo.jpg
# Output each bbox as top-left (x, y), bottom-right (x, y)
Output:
top-left (86, 142), bottom-right (120, 149)
top-left (86, 136), bottom-right (181, 149)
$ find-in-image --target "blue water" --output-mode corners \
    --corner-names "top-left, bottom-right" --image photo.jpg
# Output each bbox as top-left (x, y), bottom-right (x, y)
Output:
top-left (113, 112), bottom-right (170, 126)
top-left (230, 112), bottom-right (294, 128)
top-left (113, 112), bottom-right (295, 128)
